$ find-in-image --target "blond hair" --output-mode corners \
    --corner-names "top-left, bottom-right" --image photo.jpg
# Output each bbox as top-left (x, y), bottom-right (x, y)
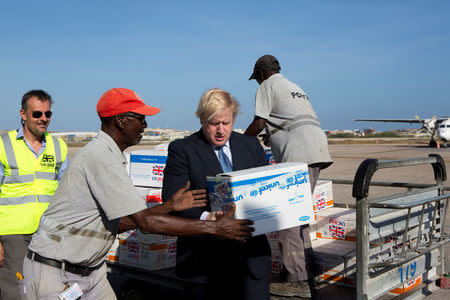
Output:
top-left (195, 88), bottom-right (240, 122)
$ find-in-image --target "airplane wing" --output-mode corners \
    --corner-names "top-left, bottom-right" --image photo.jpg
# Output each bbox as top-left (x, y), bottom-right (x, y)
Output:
top-left (355, 117), bottom-right (449, 124)
top-left (354, 119), bottom-right (422, 124)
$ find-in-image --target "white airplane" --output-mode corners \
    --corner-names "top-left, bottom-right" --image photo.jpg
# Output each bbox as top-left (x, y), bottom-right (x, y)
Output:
top-left (354, 116), bottom-right (450, 147)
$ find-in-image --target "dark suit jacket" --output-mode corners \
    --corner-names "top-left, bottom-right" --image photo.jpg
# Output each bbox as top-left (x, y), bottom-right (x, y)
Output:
top-left (162, 130), bottom-right (271, 283)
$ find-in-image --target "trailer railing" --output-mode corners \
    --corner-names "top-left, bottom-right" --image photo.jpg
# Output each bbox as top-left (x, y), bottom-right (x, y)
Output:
top-left (326, 154), bottom-right (449, 300)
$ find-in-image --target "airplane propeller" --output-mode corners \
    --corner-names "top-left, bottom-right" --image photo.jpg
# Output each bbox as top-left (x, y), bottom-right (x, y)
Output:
top-left (415, 115), bottom-right (437, 133)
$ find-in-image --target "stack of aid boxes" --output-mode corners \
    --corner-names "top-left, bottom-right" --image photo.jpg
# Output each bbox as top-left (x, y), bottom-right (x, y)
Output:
top-left (263, 149), bottom-right (334, 274)
top-left (107, 149), bottom-right (177, 271)
top-left (311, 237), bottom-right (425, 295)
top-left (264, 179), bottom-right (334, 275)
top-left (311, 206), bottom-right (427, 295)
top-left (313, 207), bottom-right (356, 242)
top-left (266, 231), bottom-right (283, 275)
top-left (260, 150), bottom-right (428, 295)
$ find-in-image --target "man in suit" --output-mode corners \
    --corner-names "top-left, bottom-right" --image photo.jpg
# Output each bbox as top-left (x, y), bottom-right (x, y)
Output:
top-left (162, 88), bottom-right (271, 300)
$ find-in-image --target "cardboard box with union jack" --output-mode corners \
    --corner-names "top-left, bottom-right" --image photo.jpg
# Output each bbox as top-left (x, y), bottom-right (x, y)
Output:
top-left (315, 207), bottom-right (356, 242)
top-left (313, 180), bottom-right (334, 212)
top-left (127, 150), bottom-right (167, 188)
top-left (118, 239), bottom-right (177, 271)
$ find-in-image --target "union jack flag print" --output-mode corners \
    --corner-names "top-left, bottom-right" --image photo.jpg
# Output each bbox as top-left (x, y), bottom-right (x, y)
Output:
top-left (328, 218), bottom-right (346, 240)
top-left (315, 193), bottom-right (327, 211)
top-left (152, 165), bottom-right (165, 176)
top-left (167, 242), bottom-right (177, 260)
top-left (127, 241), bottom-right (140, 259)
top-left (385, 232), bottom-right (403, 250)
top-left (271, 260), bottom-right (281, 273)
top-left (167, 242), bottom-right (177, 254)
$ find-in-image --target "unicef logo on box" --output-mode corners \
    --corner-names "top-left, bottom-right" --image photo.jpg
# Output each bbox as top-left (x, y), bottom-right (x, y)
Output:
top-left (250, 190), bottom-right (258, 197)
top-left (298, 216), bottom-right (310, 222)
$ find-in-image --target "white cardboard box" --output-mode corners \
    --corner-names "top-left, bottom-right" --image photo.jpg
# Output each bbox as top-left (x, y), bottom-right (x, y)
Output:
top-left (133, 187), bottom-right (177, 244)
top-left (106, 238), bottom-right (120, 263)
top-left (118, 229), bottom-right (137, 241)
top-left (312, 239), bottom-right (356, 285)
top-left (134, 187), bottom-right (162, 207)
top-left (207, 162), bottom-right (314, 236)
top-left (313, 180), bottom-right (334, 212)
top-left (315, 207), bottom-right (356, 242)
top-left (128, 150), bottom-right (167, 187)
top-left (260, 152), bottom-right (333, 213)
top-left (118, 239), bottom-right (176, 271)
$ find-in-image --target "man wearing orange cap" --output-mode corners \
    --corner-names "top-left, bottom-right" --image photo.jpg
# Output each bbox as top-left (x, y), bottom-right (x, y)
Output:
top-left (22, 88), bottom-right (254, 300)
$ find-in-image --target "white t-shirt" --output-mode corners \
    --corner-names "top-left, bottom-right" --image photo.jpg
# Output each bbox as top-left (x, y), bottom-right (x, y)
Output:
top-left (255, 73), bottom-right (332, 167)
top-left (29, 131), bottom-right (147, 267)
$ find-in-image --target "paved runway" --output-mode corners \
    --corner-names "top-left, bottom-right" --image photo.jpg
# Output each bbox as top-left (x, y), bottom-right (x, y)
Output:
top-left (321, 144), bottom-right (450, 203)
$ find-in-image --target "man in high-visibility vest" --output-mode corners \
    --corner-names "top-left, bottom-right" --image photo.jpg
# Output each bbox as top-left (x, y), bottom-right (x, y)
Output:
top-left (0, 90), bottom-right (69, 300)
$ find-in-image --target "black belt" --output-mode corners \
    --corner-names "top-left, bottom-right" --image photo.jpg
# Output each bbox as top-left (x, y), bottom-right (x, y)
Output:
top-left (27, 250), bottom-right (103, 277)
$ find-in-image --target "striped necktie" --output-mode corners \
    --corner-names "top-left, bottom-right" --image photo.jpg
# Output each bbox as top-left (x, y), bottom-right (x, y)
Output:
top-left (217, 146), bottom-right (233, 173)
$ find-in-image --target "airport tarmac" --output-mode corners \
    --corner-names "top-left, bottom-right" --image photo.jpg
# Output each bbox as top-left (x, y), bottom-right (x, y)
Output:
top-left (321, 144), bottom-right (450, 203)
top-left (68, 143), bottom-right (450, 299)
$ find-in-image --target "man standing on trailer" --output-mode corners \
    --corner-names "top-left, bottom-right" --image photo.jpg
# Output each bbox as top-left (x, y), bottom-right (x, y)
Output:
top-left (245, 55), bottom-right (333, 298)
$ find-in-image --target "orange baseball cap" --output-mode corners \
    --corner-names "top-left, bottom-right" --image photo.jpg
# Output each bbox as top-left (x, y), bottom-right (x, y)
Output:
top-left (96, 88), bottom-right (161, 118)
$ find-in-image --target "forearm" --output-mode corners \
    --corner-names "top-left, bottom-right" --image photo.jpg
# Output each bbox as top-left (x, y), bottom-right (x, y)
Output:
top-left (118, 216), bottom-right (137, 233)
top-left (133, 213), bottom-right (215, 236)
top-left (119, 204), bottom-right (179, 233)
top-left (118, 204), bottom-right (181, 233)
top-left (244, 117), bottom-right (266, 136)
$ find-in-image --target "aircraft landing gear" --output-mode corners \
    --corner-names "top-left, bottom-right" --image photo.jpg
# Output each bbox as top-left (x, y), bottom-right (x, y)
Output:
top-left (429, 140), bottom-right (437, 147)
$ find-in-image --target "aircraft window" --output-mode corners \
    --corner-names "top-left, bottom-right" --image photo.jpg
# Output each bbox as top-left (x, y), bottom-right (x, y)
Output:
top-left (440, 125), bottom-right (445, 128)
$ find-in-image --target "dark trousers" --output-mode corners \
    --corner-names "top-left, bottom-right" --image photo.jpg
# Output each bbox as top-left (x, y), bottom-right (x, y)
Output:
top-left (277, 165), bottom-right (320, 282)
top-left (182, 241), bottom-right (271, 300)
top-left (184, 270), bottom-right (270, 300)
top-left (0, 234), bottom-right (31, 300)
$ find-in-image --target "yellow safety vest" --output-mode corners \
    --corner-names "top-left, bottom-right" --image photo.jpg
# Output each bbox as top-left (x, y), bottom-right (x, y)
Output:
top-left (0, 130), bottom-right (68, 234)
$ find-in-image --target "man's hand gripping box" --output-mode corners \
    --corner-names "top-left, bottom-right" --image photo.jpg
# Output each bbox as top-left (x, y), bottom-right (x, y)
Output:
top-left (207, 162), bottom-right (314, 236)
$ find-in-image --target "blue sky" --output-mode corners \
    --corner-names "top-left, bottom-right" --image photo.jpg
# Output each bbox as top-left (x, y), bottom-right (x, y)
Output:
top-left (1, 1), bottom-right (449, 132)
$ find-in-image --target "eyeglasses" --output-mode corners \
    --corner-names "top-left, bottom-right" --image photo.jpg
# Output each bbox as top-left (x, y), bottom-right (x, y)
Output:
top-left (119, 112), bottom-right (146, 123)
top-left (32, 111), bottom-right (52, 118)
